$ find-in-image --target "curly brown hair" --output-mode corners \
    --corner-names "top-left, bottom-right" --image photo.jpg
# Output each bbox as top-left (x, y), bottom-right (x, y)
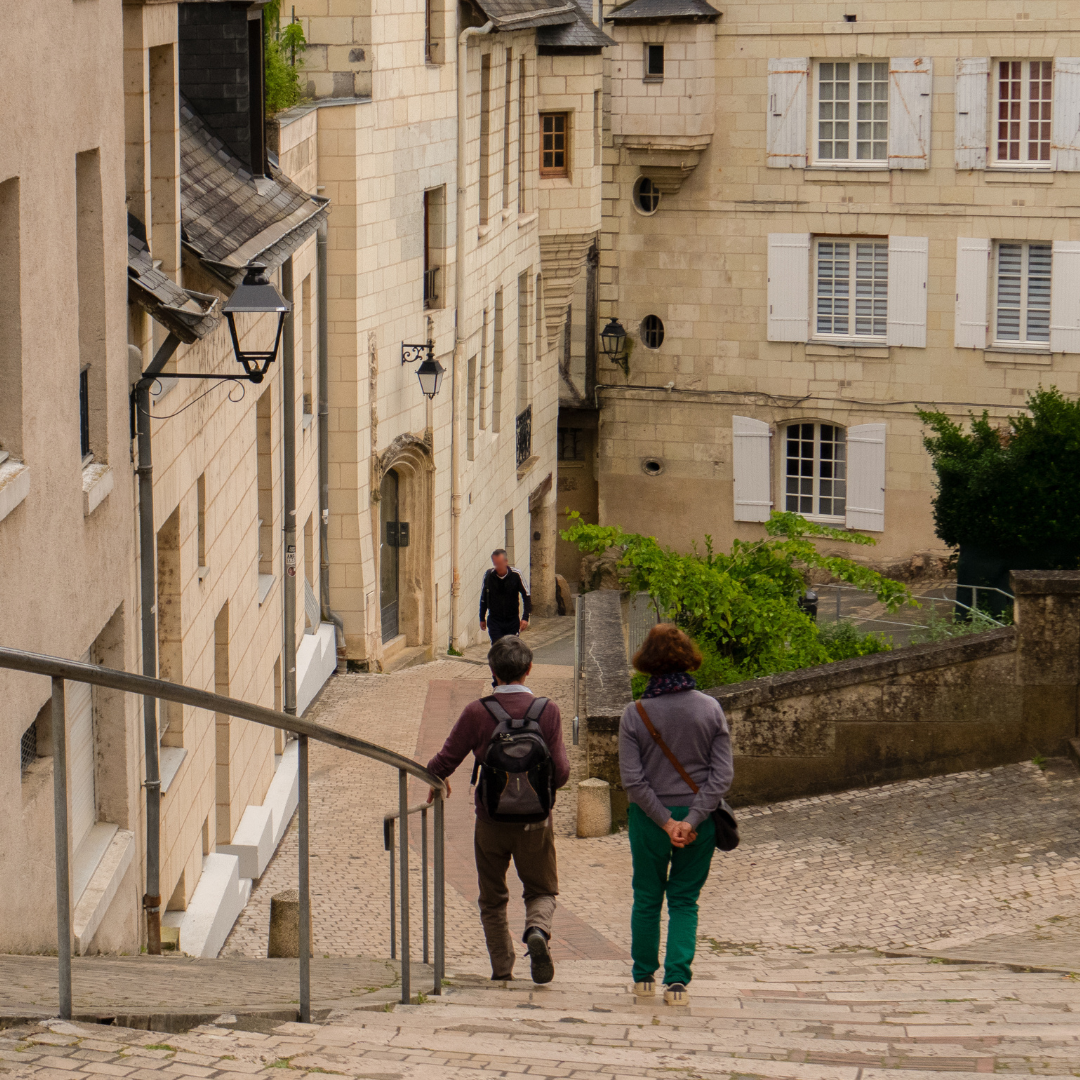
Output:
top-left (632, 623), bottom-right (702, 676)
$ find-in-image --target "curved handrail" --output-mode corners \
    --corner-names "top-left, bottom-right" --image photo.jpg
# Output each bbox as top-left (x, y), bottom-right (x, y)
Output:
top-left (0, 646), bottom-right (445, 790)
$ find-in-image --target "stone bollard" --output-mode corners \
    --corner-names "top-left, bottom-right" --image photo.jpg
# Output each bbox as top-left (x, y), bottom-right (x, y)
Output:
top-left (268, 889), bottom-right (313, 958)
top-left (576, 777), bottom-right (612, 837)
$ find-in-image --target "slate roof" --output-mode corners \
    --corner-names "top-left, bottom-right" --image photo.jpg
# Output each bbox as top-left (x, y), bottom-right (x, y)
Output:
top-left (180, 97), bottom-right (329, 285)
top-left (474, 0), bottom-right (579, 30)
top-left (605, 0), bottom-right (720, 20)
top-left (127, 224), bottom-right (220, 344)
top-left (536, 0), bottom-right (613, 48)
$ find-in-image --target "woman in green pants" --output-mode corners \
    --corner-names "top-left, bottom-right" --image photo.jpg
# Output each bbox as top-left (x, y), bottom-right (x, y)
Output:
top-left (619, 623), bottom-right (733, 1006)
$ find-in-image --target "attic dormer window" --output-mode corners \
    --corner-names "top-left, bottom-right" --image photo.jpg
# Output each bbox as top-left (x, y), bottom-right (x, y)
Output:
top-left (645, 44), bottom-right (664, 82)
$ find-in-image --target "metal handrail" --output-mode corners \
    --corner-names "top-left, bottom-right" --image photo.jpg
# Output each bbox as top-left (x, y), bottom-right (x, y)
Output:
top-left (383, 801), bottom-right (443, 1003)
top-left (0, 645), bottom-right (446, 1020)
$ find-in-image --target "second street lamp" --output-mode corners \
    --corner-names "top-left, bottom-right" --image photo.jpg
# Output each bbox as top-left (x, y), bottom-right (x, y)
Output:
top-left (416, 355), bottom-right (445, 399)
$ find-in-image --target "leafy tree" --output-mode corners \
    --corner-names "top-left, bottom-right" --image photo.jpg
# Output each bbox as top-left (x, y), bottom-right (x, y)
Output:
top-left (562, 511), bottom-right (908, 689)
top-left (919, 387), bottom-right (1080, 561)
top-left (264, 2), bottom-right (307, 116)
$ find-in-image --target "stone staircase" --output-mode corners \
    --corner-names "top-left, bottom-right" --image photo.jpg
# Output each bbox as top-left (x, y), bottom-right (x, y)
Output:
top-left (299, 952), bottom-right (1080, 1079)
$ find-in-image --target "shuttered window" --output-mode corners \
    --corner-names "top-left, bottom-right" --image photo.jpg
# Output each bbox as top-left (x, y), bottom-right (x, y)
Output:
top-left (814, 239), bottom-right (888, 339)
top-left (954, 237), bottom-right (991, 349)
top-left (732, 415), bottom-right (772, 522)
top-left (994, 242), bottom-right (1051, 345)
top-left (785, 423), bottom-right (846, 519)
top-left (995, 60), bottom-right (1052, 165)
top-left (846, 424), bottom-right (887, 532)
top-left (815, 61), bottom-right (888, 162)
top-left (767, 233), bottom-right (810, 341)
top-left (955, 58), bottom-right (990, 169)
top-left (766, 58), bottom-right (809, 168)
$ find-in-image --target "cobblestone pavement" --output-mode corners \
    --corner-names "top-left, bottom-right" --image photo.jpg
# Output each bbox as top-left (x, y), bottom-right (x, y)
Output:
top-left (220, 656), bottom-right (1080, 972)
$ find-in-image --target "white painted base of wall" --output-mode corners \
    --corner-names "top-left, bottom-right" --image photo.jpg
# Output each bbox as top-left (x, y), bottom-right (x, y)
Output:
top-left (266, 740), bottom-right (299, 847)
top-left (218, 803), bottom-right (274, 879)
top-left (72, 828), bottom-right (135, 954)
top-left (162, 853), bottom-right (252, 959)
top-left (296, 622), bottom-right (337, 716)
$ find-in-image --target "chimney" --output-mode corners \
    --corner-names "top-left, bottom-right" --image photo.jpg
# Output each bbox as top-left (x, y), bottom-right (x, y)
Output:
top-left (178, 2), bottom-right (267, 177)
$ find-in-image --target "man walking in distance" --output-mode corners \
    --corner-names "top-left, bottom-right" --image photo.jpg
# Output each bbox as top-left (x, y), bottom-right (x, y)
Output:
top-left (479, 548), bottom-right (531, 643)
top-left (426, 636), bottom-right (569, 983)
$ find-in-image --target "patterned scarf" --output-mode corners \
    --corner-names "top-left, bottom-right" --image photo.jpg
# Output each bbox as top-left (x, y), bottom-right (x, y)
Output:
top-left (641, 672), bottom-right (697, 699)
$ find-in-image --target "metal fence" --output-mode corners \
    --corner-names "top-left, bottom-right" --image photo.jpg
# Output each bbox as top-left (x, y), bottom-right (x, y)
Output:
top-left (516, 405), bottom-right (532, 468)
top-left (0, 645), bottom-right (447, 1019)
top-left (628, 591), bottom-right (660, 656)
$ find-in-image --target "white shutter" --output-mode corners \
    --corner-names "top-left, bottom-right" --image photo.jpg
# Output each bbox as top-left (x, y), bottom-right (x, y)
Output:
top-left (954, 237), bottom-right (990, 348)
top-left (1050, 240), bottom-right (1080, 352)
top-left (767, 233), bottom-right (810, 341)
top-left (68, 652), bottom-right (95, 854)
top-left (733, 415), bottom-right (772, 522)
top-left (886, 236), bottom-right (928, 347)
top-left (1052, 59), bottom-right (1080, 171)
top-left (845, 424), bottom-right (886, 533)
top-left (954, 57), bottom-right (989, 169)
top-left (766, 58), bottom-right (809, 168)
top-left (888, 58), bottom-right (933, 169)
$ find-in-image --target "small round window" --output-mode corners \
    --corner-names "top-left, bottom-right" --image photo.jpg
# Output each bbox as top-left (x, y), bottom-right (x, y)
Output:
top-left (633, 176), bottom-right (661, 215)
top-left (641, 457), bottom-right (664, 476)
top-left (641, 315), bottom-right (665, 350)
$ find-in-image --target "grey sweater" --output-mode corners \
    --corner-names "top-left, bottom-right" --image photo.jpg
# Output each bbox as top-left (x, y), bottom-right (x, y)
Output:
top-left (618, 690), bottom-right (734, 829)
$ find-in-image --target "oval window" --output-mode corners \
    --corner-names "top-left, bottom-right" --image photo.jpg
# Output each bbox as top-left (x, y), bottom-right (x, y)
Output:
top-left (641, 315), bottom-right (665, 350)
top-left (633, 176), bottom-right (661, 214)
top-left (641, 457), bottom-right (664, 476)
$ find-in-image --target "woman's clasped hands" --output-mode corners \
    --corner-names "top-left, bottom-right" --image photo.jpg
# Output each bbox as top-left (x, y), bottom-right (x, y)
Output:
top-left (662, 817), bottom-right (697, 848)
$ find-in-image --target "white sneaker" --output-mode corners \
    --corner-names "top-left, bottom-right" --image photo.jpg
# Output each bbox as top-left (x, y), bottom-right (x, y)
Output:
top-left (664, 982), bottom-right (688, 1006)
top-left (633, 976), bottom-right (655, 996)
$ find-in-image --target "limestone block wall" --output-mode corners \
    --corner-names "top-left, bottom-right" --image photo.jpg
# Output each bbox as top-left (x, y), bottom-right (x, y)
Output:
top-left (583, 571), bottom-right (1080, 813)
top-left (598, 16), bottom-right (1080, 566)
top-left (0, 0), bottom-right (140, 952)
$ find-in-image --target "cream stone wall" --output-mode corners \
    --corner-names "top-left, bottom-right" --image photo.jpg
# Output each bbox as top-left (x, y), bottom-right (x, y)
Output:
top-left (0, 0), bottom-right (141, 952)
top-left (599, 13), bottom-right (1080, 566)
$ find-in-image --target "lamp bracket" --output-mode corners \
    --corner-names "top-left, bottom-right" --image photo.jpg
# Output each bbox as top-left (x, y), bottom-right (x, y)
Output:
top-left (402, 341), bottom-right (434, 365)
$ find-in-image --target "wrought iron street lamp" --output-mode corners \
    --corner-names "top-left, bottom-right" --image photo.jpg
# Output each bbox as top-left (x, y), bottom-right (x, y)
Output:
top-left (401, 339), bottom-right (444, 399)
top-left (222, 263), bottom-right (291, 383)
top-left (600, 316), bottom-right (629, 376)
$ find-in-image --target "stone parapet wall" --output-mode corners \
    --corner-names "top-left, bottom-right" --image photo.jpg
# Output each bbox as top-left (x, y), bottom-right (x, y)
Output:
top-left (582, 571), bottom-right (1080, 815)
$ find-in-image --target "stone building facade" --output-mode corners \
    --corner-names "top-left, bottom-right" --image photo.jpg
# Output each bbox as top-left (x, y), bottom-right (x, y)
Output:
top-left (557, 0), bottom-right (1080, 580)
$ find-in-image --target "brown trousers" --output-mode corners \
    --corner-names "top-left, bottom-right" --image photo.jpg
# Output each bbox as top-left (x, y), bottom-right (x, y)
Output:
top-left (473, 816), bottom-right (559, 978)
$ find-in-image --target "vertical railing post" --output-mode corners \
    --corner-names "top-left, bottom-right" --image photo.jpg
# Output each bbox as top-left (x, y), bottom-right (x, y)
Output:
top-left (421, 807), bottom-right (429, 966)
top-left (572, 595), bottom-right (581, 745)
top-left (398, 770), bottom-right (410, 1004)
top-left (388, 818), bottom-right (396, 959)
top-left (433, 788), bottom-right (444, 995)
top-left (298, 734), bottom-right (310, 1023)
top-left (50, 677), bottom-right (72, 1020)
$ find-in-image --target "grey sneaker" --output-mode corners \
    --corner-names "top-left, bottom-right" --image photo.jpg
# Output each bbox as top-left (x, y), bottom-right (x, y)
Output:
top-left (525, 928), bottom-right (554, 984)
top-left (664, 982), bottom-right (688, 1006)
top-left (633, 976), bottom-right (656, 996)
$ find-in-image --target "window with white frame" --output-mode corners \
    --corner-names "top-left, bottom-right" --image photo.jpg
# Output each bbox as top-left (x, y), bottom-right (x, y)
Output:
top-left (994, 242), bottom-right (1051, 345)
top-left (815, 61), bottom-right (889, 163)
top-left (995, 60), bottom-right (1052, 165)
top-left (814, 239), bottom-right (888, 340)
top-left (785, 423), bottom-right (847, 519)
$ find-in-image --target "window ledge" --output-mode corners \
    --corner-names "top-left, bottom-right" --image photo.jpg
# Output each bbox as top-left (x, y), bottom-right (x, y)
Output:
top-left (517, 212), bottom-right (539, 229)
top-left (302, 411), bottom-right (314, 431)
top-left (808, 338), bottom-right (888, 351)
top-left (159, 746), bottom-right (188, 795)
top-left (805, 342), bottom-right (890, 359)
top-left (82, 463), bottom-right (113, 517)
top-left (983, 346), bottom-right (1052, 365)
top-left (985, 168), bottom-right (1054, 183)
top-left (539, 177), bottom-right (573, 189)
top-left (197, 564), bottom-right (210, 583)
top-left (805, 167), bottom-right (890, 182)
top-left (517, 454), bottom-right (540, 481)
top-left (643, 76), bottom-right (664, 84)
top-left (0, 457), bottom-right (30, 523)
top-left (259, 573), bottom-right (276, 605)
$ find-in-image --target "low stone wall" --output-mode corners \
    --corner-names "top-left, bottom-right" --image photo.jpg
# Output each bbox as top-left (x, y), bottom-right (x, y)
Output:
top-left (583, 570), bottom-right (1080, 811)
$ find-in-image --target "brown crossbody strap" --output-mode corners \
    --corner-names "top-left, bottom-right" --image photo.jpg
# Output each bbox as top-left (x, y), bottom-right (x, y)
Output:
top-left (635, 699), bottom-right (699, 795)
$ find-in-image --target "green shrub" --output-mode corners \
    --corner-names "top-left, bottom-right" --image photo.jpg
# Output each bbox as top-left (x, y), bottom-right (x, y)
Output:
top-left (264, 2), bottom-right (307, 116)
top-left (564, 511), bottom-right (912, 692)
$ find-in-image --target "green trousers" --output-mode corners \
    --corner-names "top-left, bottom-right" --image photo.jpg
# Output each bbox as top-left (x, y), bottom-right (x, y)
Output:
top-left (628, 802), bottom-right (715, 986)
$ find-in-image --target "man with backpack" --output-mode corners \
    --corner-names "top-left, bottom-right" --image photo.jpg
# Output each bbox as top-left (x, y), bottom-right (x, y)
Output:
top-left (426, 635), bottom-right (570, 984)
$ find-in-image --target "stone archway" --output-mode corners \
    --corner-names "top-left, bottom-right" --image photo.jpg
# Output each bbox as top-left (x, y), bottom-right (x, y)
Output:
top-left (374, 433), bottom-right (435, 652)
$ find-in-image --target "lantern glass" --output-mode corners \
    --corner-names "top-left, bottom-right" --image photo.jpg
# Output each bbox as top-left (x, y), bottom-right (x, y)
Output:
top-left (416, 356), bottom-right (445, 399)
top-left (600, 317), bottom-right (627, 360)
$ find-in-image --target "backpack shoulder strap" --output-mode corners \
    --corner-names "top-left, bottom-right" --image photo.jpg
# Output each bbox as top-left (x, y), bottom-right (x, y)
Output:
top-left (635, 699), bottom-right (699, 795)
top-left (480, 696), bottom-right (512, 723)
top-left (524, 696), bottom-right (549, 722)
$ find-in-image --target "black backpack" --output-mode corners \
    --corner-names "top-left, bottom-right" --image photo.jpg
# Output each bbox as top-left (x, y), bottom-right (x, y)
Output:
top-left (471, 696), bottom-right (555, 823)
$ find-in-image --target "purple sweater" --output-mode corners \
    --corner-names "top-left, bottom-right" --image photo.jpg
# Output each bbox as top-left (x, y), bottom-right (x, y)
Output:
top-left (619, 690), bottom-right (733, 829)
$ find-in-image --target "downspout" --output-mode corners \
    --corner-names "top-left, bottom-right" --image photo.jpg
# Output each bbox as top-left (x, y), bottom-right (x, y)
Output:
top-left (282, 259), bottom-right (297, 717)
top-left (133, 331), bottom-right (181, 956)
top-left (451, 18), bottom-right (494, 653)
top-left (316, 222), bottom-right (346, 671)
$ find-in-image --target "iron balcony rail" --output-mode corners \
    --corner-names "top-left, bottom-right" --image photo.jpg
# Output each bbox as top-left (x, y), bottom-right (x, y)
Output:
top-left (0, 645), bottom-right (447, 1019)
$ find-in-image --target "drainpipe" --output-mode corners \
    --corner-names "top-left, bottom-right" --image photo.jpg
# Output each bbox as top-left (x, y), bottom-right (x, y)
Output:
top-left (133, 331), bottom-right (181, 956)
top-left (317, 222), bottom-right (346, 671)
top-left (451, 19), bottom-right (494, 653)
top-left (282, 258), bottom-right (298, 718)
